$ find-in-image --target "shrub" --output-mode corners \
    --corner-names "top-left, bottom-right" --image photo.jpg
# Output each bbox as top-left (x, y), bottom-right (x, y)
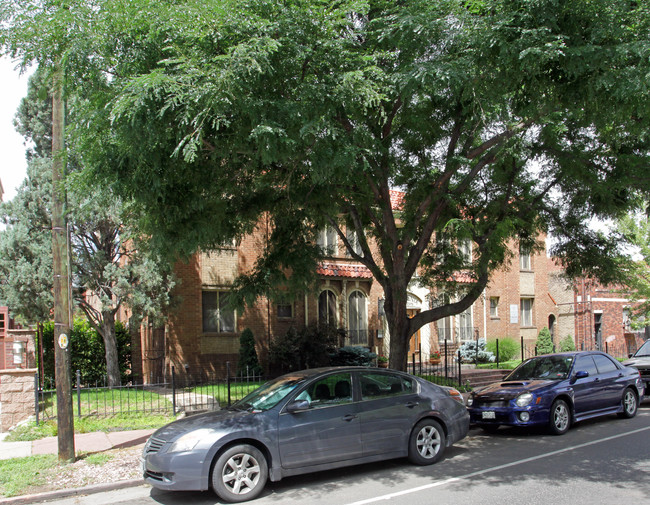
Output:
top-left (268, 325), bottom-right (340, 375)
top-left (459, 338), bottom-right (495, 363)
top-left (536, 327), bottom-right (554, 354)
top-left (486, 337), bottom-right (519, 362)
top-left (329, 346), bottom-right (377, 366)
top-left (237, 328), bottom-right (263, 376)
top-left (559, 335), bottom-right (576, 352)
top-left (41, 319), bottom-right (131, 385)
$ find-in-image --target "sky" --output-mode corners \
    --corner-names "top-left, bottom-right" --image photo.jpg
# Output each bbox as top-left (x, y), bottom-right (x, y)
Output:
top-left (0, 56), bottom-right (32, 203)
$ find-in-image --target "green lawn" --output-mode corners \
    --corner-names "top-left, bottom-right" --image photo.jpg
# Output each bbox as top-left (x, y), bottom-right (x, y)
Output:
top-left (38, 386), bottom-right (174, 420)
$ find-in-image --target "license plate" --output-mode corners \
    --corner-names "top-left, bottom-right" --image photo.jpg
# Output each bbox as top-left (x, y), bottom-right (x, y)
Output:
top-left (482, 411), bottom-right (496, 420)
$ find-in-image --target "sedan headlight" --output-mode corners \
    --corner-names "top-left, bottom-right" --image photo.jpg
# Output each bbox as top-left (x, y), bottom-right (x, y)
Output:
top-left (169, 429), bottom-right (212, 453)
top-left (515, 392), bottom-right (534, 407)
top-left (466, 395), bottom-right (474, 407)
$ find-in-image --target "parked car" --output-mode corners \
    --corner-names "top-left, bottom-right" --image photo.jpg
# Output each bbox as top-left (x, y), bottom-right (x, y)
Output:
top-left (467, 351), bottom-right (644, 436)
top-left (623, 339), bottom-right (650, 393)
top-left (142, 366), bottom-right (469, 503)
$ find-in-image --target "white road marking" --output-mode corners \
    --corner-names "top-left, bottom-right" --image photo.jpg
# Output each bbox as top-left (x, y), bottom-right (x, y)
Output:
top-left (344, 424), bottom-right (650, 505)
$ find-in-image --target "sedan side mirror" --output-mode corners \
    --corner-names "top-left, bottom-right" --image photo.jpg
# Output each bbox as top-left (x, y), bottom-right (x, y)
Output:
top-left (286, 400), bottom-right (310, 414)
top-left (574, 370), bottom-right (589, 380)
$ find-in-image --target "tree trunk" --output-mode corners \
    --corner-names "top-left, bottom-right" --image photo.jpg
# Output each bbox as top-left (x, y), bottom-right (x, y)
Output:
top-left (384, 286), bottom-right (412, 371)
top-left (100, 312), bottom-right (121, 387)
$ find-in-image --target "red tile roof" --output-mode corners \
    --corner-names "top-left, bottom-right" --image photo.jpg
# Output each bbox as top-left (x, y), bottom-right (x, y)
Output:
top-left (317, 263), bottom-right (373, 279)
top-left (450, 272), bottom-right (475, 284)
top-left (389, 190), bottom-right (404, 210)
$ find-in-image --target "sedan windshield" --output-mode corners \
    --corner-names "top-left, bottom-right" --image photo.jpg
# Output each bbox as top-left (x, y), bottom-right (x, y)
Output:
top-left (506, 356), bottom-right (574, 381)
top-left (230, 375), bottom-right (308, 412)
top-left (634, 340), bottom-right (650, 357)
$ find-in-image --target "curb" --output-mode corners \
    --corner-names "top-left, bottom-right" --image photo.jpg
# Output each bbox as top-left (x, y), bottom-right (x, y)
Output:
top-left (0, 479), bottom-right (147, 505)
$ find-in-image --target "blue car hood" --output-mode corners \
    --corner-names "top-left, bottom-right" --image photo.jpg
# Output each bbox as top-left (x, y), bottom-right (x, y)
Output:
top-left (474, 380), bottom-right (554, 400)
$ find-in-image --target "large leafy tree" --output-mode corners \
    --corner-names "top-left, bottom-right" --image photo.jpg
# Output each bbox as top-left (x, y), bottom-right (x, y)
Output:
top-left (616, 202), bottom-right (650, 326)
top-left (0, 67), bottom-right (176, 386)
top-left (5, 1), bottom-right (650, 370)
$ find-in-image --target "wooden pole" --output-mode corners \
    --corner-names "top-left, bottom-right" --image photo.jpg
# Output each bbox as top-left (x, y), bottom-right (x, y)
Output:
top-left (52, 63), bottom-right (75, 462)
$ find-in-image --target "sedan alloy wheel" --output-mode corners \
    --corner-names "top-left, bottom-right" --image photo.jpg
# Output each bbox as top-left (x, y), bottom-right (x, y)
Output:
top-left (549, 399), bottom-right (570, 435)
top-left (212, 444), bottom-right (268, 503)
top-left (408, 419), bottom-right (446, 465)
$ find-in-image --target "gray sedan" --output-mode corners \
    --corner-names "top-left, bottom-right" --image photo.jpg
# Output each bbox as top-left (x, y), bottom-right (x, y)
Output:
top-left (142, 366), bottom-right (469, 502)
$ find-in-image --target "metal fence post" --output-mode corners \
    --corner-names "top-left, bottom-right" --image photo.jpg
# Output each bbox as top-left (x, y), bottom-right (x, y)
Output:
top-left (227, 362), bottom-right (232, 407)
top-left (34, 373), bottom-right (39, 425)
top-left (444, 340), bottom-right (448, 380)
top-left (496, 339), bottom-right (500, 368)
top-left (457, 350), bottom-right (462, 386)
top-left (171, 366), bottom-right (176, 415)
top-left (521, 336), bottom-right (524, 361)
top-left (76, 370), bottom-right (81, 418)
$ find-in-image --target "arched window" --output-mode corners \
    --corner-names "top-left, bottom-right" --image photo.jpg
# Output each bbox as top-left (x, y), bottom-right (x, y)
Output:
top-left (348, 291), bottom-right (368, 345)
top-left (318, 290), bottom-right (338, 327)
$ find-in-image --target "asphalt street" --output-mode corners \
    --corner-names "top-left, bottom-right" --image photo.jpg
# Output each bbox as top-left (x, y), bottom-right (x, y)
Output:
top-left (39, 404), bottom-right (650, 505)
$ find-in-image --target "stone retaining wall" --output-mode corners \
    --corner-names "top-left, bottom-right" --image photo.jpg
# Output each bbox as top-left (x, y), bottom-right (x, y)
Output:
top-left (0, 368), bottom-right (36, 432)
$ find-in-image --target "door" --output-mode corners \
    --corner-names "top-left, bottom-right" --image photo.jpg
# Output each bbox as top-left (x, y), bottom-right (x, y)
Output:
top-left (407, 309), bottom-right (421, 361)
top-left (277, 372), bottom-right (361, 469)
top-left (572, 355), bottom-right (602, 415)
top-left (592, 354), bottom-right (626, 409)
top-left (357, 371), bottom-right (421, 457)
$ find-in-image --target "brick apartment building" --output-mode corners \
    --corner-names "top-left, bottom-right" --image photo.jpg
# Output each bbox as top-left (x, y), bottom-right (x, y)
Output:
top-left (135, 209), bottom-right (576, 382)
top-left (573, 278), bottom-right (648, 356)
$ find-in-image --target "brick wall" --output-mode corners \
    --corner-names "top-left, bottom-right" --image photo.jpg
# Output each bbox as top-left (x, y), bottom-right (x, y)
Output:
top-left (0, 369), bottom-right (36, 432)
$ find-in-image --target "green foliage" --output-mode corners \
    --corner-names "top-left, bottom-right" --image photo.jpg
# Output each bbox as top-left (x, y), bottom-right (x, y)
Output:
top-left (486, 337), bottom-right (519, 362)
top-left (559, 335), bottom-right (576, 352)
top-left (4, 0), bottom-right (650, 372)
top-left (268, 325), bottom-right (340, 375)
top-left (536, 327), bottom-right (554, 355)
top-left (0, 454), bottom-right (57, 497)
top-left (41, 319), bottom-right (131, 384)
top-left (237, 328), bottom-right (263, 376)
top-left (329, 346), bottom-right (377, 367)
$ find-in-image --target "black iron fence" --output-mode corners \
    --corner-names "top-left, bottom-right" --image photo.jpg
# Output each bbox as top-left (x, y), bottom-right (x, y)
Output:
top-left (35, 364), bottom-right (266, 424)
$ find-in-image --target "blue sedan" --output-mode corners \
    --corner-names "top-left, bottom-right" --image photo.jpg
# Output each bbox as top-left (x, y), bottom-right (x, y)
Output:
top-left (142, 367), bottom-right (469, 502)
top-left (467, 351), bottom-right (644, 435)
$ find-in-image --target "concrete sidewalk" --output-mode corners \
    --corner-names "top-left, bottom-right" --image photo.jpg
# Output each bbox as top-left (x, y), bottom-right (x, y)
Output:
top-left (0, 429), bottom-right (155, 461)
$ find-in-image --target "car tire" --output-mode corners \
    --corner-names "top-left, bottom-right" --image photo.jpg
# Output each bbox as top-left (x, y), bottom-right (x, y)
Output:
top-left (548, 398), bottom-right (571, 435)
top-left (211, 444), bottom-right (268, 503)
top-left (408, 419), bottom-right (446, 465)
top-left (618, 388), bottom-right (638, 419)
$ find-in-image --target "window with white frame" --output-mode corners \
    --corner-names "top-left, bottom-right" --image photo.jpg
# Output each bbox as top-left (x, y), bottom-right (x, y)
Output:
top-left (317, 226), bottom-right (338, 255)
top-left (202, 290), bottom-right (236, 333)
top-left (277, 296), bottom-right (293, 319)
top-left (458, 305), bottom-right (474, 340)
top-left (318, 289), bottom-right (338, 326)
top-left (435, 293), bottom-right (453, 341)
top-left (348, 291), bottom-right (368, 345)
top-left (520, 297), bottom-right (534, 327)
top-left (346, 228), bottom-right (363, 256)
top-left (459, 237), bottom-right (472, 265)
top-left (519, 246), bottom-right (532, 270)
top-left (490, 297), bottom-right (499, 318)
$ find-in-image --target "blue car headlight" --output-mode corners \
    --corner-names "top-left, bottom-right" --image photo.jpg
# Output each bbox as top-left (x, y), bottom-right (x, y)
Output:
top-left (515, 392), bottom-right (534, 407)
top-left (169, 429), bottom-right (212, 453)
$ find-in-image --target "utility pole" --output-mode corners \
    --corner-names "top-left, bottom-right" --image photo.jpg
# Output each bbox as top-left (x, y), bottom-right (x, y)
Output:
top-left (52, 63), bottom-right (75, 462)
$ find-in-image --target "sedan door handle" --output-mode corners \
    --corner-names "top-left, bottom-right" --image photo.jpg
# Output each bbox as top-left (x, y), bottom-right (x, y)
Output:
top-left (342, 414), bottom-right (357, 422)
top-left (405, 402), bottom-right (419, 409)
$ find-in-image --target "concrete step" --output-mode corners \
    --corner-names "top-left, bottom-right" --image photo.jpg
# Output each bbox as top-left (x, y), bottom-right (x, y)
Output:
top-left (460, 369), bottom-right (510, 388)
